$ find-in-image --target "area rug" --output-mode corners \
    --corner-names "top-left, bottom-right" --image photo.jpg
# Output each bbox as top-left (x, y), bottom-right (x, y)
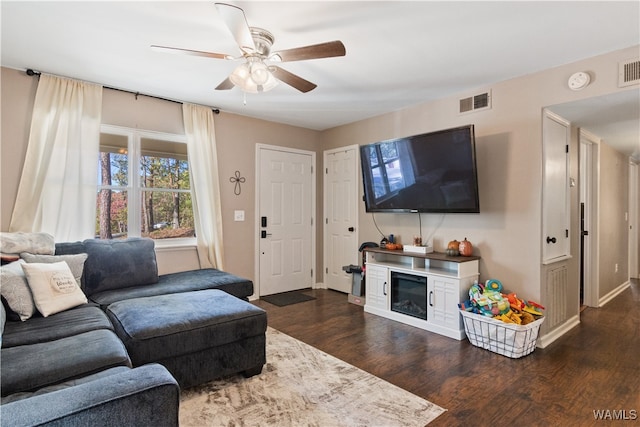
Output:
top-left (180, 327), bottom-right (446, 426)
top-left (260, 290), bottom-right (316, 307)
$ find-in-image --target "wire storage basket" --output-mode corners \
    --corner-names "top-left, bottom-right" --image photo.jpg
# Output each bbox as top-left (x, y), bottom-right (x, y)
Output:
top-left (460, 310), bottom-right (545, 358)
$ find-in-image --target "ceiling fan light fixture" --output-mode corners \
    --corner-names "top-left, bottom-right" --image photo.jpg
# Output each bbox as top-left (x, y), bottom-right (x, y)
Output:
top-left (250, 61), bottom-right (270, 85)
top-left (155, 4), bottom-right (344, 94)
top-left (229, 59), bottom-right (278, 93)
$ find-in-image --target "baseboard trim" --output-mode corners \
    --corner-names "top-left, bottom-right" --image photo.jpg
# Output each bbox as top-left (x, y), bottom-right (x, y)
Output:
top-left (598, 280), bottom-right (631, 307)
top-left (537, 314), bottom-right (580, 348)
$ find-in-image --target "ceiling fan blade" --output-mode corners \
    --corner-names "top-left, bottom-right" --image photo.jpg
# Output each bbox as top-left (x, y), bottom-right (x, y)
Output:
top-left (272, 40), bottom-right (346, 62)
top-left (215, 77), bottom-right (235, 90)
top-left (214, 3), bottom-right (255, 53)
top-left (151, 45), bottom-right (229, 60)
top-left (271, 66), bottom-right (317, 93)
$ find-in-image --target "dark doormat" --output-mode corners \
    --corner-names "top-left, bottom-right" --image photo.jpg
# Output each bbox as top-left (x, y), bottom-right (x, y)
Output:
top-left (261, 290), bottom-right (316, 307)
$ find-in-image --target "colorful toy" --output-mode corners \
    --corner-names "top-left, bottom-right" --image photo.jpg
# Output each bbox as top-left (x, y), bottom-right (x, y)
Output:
top-left (468, 282), bottom-right (510, 317)
top-left (506, 293), bottom-right (525, 311)
top-left (527, 300), bottom-right (545, 310)
top-left (523, 301), bottom-right (545, 316)
top-left (458, 300), bottom-right (475, 312)
top-left (462, 279), bottom-right (545, 325)
top-left (485, 279), bottom-right (503, 293)
top-left (495, 309), bottom-right (522, 325)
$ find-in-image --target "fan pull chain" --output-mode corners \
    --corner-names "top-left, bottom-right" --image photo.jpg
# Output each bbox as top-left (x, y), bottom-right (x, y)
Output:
top-left (243, 91), bottom-right (247, 106)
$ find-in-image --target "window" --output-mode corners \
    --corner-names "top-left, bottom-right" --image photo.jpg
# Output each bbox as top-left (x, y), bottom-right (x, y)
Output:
top-left (97, 125), bottom-right (195, 242)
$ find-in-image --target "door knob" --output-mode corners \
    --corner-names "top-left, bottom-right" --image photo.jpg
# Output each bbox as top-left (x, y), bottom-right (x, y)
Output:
top-left (348, 227), bottom-right (355, 232)
top-left (546, 236), bottom-right (557, 244)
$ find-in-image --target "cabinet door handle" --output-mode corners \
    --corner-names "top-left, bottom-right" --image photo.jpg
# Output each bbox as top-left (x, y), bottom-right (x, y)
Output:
top-left (383, 281), bottom-right (387, 296)
top-left (429, 291), bottom-right (434, 307)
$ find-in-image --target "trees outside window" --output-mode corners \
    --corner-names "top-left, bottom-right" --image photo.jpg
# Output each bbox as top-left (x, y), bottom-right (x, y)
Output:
top-left (97, 126), bottom-right (194, 241)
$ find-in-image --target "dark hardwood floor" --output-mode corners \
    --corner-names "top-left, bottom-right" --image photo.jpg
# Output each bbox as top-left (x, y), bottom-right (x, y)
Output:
top-left (253, 279), bottom-right (639, 426)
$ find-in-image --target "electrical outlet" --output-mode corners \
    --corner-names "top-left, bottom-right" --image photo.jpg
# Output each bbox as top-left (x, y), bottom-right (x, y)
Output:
top-left (615, 263), bottom-right (619, 273)
top-left (234, 210), bottom-right (245, 221)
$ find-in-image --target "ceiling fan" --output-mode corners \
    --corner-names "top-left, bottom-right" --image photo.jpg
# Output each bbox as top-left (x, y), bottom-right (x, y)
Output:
top-left (151, 3), bottom-right (346, 93)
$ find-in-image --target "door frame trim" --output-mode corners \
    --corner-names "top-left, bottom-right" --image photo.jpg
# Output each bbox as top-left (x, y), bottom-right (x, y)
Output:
top-left (254, 144), bottom-right (316, 297)
top-left (322, 144), bottom-right (360, 291)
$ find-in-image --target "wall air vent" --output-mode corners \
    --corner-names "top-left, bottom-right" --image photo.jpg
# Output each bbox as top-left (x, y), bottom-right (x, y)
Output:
top-left (619, 58), bottom-right (640, 87)
top-left (459, 90), bottom-right (491, 114)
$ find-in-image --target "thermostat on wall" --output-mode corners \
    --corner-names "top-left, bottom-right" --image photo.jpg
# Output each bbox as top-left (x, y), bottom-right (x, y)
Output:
top-left (568, 72), bottom-right (590, 90)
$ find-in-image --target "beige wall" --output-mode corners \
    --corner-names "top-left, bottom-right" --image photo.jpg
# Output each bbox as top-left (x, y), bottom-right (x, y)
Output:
top-left (213, 112), bottom-right (322, 283)
top-left (598, 141), bottom-right (630, 297)
top-left (2, 44), bottom-right (637, 337)
top-left (1, 68), bottom-right (37, 229)
top-left (1, 67), bottom-right (322, 285)
top-left (320, 45), bottom-right (639, 338)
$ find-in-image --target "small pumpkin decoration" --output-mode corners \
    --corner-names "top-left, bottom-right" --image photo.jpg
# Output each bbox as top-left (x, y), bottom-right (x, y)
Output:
top-left (459, 238), bottom-right (473, 256)
top-left (445, 248), bottom-right (459, 256)
top-left (447, 240), bottom-right (460, 251)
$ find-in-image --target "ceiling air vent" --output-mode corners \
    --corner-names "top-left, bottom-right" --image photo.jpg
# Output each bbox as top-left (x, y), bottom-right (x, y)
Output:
top-left (459, 90), bottom-right (491, 114)
top-left (619, 58), bottom-right (640, 87)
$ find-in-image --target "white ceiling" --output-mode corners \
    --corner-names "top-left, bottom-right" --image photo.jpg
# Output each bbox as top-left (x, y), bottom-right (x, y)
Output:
top-left (2, 1), bottom-right (639, 158)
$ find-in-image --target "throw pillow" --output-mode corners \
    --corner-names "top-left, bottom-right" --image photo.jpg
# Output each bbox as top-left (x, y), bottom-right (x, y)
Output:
top-left (20, 253), bottom-right (88, 288)
top-left (0, 260), bottom-right (36, 321)
top-left (21, 262), bottom-right (88, 317)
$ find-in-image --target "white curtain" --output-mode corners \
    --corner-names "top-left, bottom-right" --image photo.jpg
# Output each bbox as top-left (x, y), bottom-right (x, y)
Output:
top-left (182, 103), bottom-right (225, 269)
top-left (9, 74), bottom-right (102, 242)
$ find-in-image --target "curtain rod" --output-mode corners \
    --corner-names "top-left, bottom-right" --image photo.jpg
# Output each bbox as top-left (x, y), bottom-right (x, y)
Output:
top-left (25, 69), bottom-right (220, 115)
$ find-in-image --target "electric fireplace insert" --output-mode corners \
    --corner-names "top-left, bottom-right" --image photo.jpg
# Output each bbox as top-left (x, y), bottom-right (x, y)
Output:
top-left (390, 271), bottom-right (427, 320)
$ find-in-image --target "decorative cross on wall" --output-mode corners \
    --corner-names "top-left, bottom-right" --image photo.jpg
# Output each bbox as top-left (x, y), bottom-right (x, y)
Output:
top-left (229, 170), bottom-right (246, 196)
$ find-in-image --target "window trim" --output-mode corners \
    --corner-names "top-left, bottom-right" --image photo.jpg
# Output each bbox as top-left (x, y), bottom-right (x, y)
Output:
top-left (99, 124), bottom-right (196, 247)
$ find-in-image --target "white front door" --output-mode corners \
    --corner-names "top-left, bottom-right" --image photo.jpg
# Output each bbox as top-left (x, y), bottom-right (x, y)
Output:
top-left (324, 146), bottom-right (359, 293)
top-left (258, 146), bottom-right (314, 296)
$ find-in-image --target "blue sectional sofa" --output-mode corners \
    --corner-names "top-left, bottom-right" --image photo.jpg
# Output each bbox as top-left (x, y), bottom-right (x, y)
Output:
top-left (1, 237), bottom-right (266, 427)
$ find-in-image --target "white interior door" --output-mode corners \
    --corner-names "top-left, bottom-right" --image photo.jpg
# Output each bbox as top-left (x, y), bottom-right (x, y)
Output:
top-left (579, 130), bottom-right (599, 307)
top-left (542, 110), bottom-right (571, 263)
top-left (324, 146), bottom-right (359, 293)
top-left (629, 162), bottom-right (639, 279)
top-left (258, 147), bottom-right (313, 296)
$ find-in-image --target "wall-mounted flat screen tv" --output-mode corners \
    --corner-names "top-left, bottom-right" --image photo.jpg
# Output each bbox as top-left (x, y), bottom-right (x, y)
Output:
top-left (360, 125), bottom-right (480, 213)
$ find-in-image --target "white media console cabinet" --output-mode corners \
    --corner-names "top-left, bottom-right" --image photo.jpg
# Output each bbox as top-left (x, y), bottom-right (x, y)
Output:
top-left (364, 248), bottom-right (480, 340)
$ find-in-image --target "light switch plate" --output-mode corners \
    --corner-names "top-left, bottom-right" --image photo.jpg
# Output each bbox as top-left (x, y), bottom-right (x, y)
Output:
top-left (234, 210), bottom-right (245, 221)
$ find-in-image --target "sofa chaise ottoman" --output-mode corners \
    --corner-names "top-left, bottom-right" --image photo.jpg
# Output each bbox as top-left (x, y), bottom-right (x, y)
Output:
top-left (106, 289), bottom-right (267, 388)
top-left (53, 237), bottom-right (267, 387)
top-left (0, 301), bottom-right (180, 427)
top-left (1, 234), bottom-right (265, 426)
